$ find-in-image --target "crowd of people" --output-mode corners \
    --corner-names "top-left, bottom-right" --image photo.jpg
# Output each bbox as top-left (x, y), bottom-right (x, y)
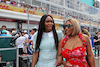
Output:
top-left (0, 25), bottom-right (38, 55)
top-left (0, 0), bottom-right (64, 16)
top-left (0, 0), bottom-right (42, 11)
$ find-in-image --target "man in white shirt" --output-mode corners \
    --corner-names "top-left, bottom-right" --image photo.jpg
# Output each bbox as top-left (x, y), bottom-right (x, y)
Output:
top-left (23, 30), bottom-right (29, 54)
top-left (16, 32), bottom-right (25, 55)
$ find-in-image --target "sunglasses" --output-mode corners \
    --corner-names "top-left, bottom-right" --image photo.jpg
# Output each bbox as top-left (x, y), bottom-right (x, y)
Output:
top-left (63, 24), bottom-right (73, 29)
top-left (45, 20), bottom-right (53, 23)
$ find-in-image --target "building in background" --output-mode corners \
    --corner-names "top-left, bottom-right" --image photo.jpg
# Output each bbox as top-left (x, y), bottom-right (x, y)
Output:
top-left (80, 0), bottom-right (100, 9)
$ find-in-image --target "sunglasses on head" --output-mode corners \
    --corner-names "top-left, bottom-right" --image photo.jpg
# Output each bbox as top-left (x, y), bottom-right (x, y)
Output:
top-left (63, 24), bottom-right (73, 29)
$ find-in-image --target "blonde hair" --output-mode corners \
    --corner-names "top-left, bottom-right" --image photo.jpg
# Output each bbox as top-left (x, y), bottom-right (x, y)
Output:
top-left (66, 19), bottom-right (81, 35)
top-left (95, 31), bottom-right (98, 34)
top-left (82, 29), bottom-right (91, 38)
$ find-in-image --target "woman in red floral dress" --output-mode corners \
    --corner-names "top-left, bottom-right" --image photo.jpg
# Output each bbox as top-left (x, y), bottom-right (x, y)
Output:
top-left (55, 19), bottom-right (95, 67)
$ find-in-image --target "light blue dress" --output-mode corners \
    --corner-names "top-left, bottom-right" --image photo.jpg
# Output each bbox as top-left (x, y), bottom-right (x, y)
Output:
top-left (33, 30), bottom-right (64, 67)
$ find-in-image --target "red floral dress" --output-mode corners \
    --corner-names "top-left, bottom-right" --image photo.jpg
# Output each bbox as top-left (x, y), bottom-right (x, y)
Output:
top-left (62, 33), bottom-right (89, 67)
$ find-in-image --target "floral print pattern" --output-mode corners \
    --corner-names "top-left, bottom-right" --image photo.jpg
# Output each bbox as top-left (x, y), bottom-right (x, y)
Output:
top-left (62, 33), bottom-right (89, 67)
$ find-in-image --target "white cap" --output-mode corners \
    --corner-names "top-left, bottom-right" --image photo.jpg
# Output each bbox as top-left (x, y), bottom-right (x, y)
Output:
top-left (33, 26), bottom-right (38, 29)
top-left (24, 30), bottom-right (27, 33)
top-left (12, 31), bottom-right (16, 33)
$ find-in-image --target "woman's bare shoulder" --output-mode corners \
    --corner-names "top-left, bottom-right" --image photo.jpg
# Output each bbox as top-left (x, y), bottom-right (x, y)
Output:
top-left (82, 34), bottom-right (90, 42)
top-left (60, 37), bottom-right (64, 41)
top-left (59, 37), bottom-right (64, 46)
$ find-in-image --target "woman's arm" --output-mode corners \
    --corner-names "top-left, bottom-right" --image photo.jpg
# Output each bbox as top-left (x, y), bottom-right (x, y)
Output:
top-left (84, 35), bottom-right (95, 67)
top-left (62, 60), bottom-right (72, 67)
top-left (56, 38), bottom-right (72, 67)
top-left (31, 52), bottom-right (39, 67)
top-left (55, 38), bottom-right (63, 66)
top-left (56, 38), bottom-right (73, 67)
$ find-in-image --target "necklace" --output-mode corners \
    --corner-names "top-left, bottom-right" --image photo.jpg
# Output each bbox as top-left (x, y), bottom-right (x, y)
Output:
top-left (69, 35), bottom-right (77, 43)
top-left (70, 39), bottom-right (74, 44)
top-left (71, 41), bottom-right (73, 43)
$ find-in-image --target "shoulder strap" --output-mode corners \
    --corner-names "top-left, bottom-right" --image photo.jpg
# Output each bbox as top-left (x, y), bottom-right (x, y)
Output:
top-left (62, 35), bottom-right (69, 48)
top-left (78, 33), bottom-right (87, 46)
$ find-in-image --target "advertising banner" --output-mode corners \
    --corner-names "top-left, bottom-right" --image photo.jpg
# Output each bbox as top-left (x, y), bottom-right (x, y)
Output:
top-left (0, 3), bottom-right (64, 19)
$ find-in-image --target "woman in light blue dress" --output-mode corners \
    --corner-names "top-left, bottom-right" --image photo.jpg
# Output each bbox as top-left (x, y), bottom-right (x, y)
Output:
top-left (31, 15), bottom-right (63, 67)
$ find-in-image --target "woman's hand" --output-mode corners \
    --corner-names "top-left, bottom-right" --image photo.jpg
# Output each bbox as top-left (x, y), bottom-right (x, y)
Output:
top-left (55, 61), bottom-right (60, 67)
top-left (63, 61), bottom-right (72, 67)
top-left (55, 56), bottom-right (62, 66)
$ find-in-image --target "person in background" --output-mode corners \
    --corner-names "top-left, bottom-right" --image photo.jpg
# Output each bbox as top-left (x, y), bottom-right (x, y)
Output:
top-left (15, 29), bottom-right (21, 36)
top-left (8, 30), bottom-right (12, 36)
top-left (11, 28), bottom-right (16, 36)
top-left (1, 25), bottom-right (10, 35)
top-left (30, 27), bottom-right (38, 36)
top-left (81, 29), bottom-right (92, 49)
top-left (0, 30), bottom-right (11, 36)
top-left (31, 14), bottom-right (63, 67)
top-left (23, 30), bottom-right (29, 54)
top-left (94, 31), bottom-right (100, 59)
top-left (25, 28), bottom-right (37, 43)
top-left (17, 3), bottom-right (22, 7)
top-left (56, 19), bottom-right (95, 67)
top-left (10, 29), bottom-right (21, 47)
top-left (0, 30), bottom-right (7, 36)
top-left (24, 28), bottom-right (37, 54)
top-left (81, 29), bottom-right (93, 67)
top-left (10, 1), bottom-right (16, 6)
top-left (16, 32), bottom-right (25, 55)
top-left (6, 0), bottom-right (10, 5)
top-left (82, 29), bottom-right (91, 38)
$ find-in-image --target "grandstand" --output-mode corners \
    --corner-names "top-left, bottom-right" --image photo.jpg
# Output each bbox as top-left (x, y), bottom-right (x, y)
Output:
top-left (0, 0), bottom-right (100, 36)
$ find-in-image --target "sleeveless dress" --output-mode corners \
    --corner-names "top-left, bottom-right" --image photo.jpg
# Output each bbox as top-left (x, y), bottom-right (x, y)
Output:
top-left (62, 33), bottom-right (89, 67)
top-left (33, 30), bottom-right (64, 67)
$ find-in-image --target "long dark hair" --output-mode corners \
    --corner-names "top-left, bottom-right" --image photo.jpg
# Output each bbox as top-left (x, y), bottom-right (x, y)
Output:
top-left (35, 14), bottom-right (58, 51)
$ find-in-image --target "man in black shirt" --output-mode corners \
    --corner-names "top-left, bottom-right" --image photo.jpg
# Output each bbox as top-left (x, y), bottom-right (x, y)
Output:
top-left (94, 31), bottom-right (100, 58)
